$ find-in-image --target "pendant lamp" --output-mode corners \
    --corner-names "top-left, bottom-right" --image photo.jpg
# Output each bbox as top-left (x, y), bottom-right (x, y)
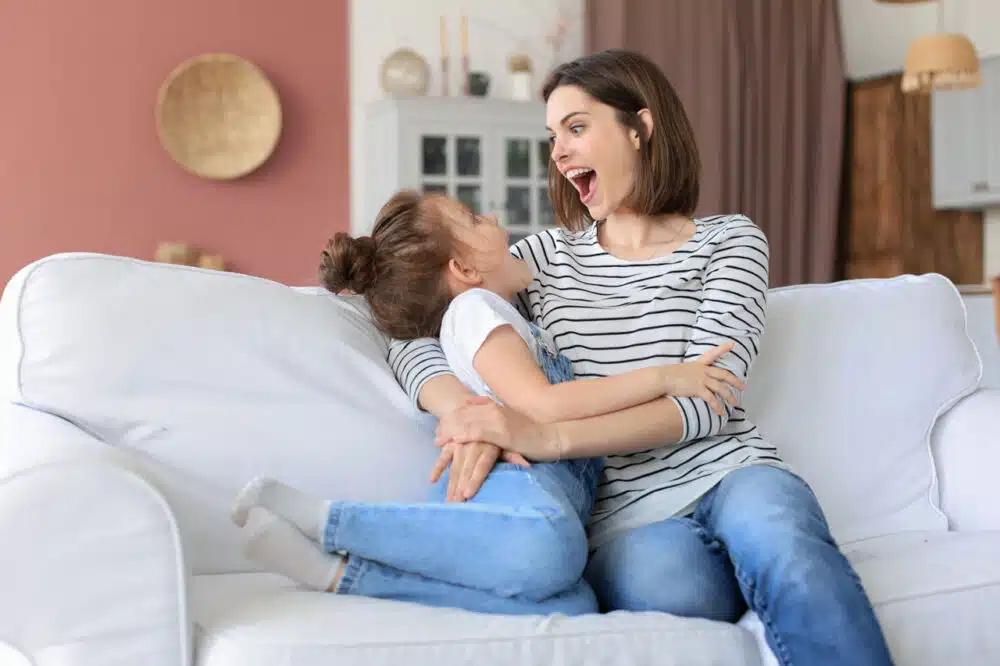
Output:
top-left (881, 0), bottom-right (982, 93)
top-left (902, 33), bottom-right (981, 92)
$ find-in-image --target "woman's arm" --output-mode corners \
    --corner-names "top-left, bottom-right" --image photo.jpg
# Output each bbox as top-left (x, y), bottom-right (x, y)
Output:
top-left (415, 372), bottom-right (477, 417)
top-left (660, 219), bottom-right (768, 443)
top-left (436, 385), bottom-right (688, 461)
top-left (386, 338), bottom-right (459, 412)
top-left (475, 326), bottom-right (740, 423)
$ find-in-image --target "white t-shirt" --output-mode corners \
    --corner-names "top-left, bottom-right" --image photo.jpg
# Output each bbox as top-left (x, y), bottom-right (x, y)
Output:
top-left (439, 288), bottom-right (559, 400)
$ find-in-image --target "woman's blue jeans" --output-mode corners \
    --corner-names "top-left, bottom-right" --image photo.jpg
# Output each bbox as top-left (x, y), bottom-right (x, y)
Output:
top-left (586, 464), bottom-right (895, 666)
top-left (325, 457), bottom-right (603, 616)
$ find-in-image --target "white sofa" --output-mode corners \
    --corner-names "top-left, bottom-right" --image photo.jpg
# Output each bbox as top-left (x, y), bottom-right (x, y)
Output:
top-left (0, 252), bottom-right (998, 666)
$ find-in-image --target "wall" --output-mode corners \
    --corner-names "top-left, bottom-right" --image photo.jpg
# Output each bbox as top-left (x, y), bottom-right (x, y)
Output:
top-left (349, 0), bottom-right (584, 233)
top-left (838, 0), bottom-right (939, 81)
top-left (839, 0), bottom-right (1000, 284)
top-left (0, 0), bottom-right (349, 286)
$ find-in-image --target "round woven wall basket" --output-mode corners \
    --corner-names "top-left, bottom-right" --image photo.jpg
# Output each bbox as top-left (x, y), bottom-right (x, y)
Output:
top-left (156, 53), bottom-right (282, 180)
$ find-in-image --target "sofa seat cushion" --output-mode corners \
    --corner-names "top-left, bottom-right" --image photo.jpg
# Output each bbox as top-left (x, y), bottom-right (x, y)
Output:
top-left (845, 530), bottom-right (1000, 666)
top-left (741, 530), bottom-right (1000, 666)
top-left (190, 573), bottom-right (761, 666)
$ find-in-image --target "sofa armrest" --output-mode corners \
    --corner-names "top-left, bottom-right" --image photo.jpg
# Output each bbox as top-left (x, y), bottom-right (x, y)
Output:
top-left (932, 388), bottom-right (1000, 531)
top-left (1, 402), bottom-right (117, 477)
top-left (0, 461), bottom-right (191, 666)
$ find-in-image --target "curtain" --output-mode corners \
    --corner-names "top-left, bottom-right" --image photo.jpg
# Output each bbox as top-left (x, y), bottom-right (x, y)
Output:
top-left (586, 0), bottom-right (846, 286)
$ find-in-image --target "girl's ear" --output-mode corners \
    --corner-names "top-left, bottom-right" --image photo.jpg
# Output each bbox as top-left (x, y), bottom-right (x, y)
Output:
top-left (446, 257), bottom-right (482, 289)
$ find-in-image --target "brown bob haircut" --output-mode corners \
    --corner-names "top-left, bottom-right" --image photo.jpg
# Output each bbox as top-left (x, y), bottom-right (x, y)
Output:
top-left (542, 49), bottom-right (701, 231)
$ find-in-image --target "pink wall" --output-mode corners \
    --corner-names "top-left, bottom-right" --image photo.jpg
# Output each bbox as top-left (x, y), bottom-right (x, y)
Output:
top-left (0, 0), bottom-right (349, 286)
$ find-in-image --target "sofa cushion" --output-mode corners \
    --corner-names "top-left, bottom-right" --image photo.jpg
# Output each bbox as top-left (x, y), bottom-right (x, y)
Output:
top-left (0, 253), bottom-right (441, 574)
top-left (189, 573), bottom-right (761, 666)
top-left (742, 274), bottom-right (981, 545)
top-left (847, 530), bottom-right (1000, 666)
top-left (739, 530), bottom-right (1000, 666)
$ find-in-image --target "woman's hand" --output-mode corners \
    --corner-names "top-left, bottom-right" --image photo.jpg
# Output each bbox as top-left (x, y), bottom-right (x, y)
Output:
top-left (661, 342), bottom-right (745, 415)
top-left (434, 397), bottom-right (564, 461)
top-left (429, 440), bottom-right (531, 501)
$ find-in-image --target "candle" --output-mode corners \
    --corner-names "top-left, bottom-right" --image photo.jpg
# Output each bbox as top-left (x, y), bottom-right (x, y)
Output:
top-left (440, 15), bottom-right (450, 96)
top-left (460, 14), bottom-right (468, 57)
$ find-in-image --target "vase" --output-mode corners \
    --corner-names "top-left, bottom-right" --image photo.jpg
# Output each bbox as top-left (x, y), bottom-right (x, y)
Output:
top-left (511, 71), bottom-right (533, 101)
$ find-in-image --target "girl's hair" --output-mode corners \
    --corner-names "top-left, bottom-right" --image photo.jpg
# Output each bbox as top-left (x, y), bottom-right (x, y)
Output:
top-left (542, 49), bottom-right (701, 231)
top-left (319, 190), bottom-right (457, 340)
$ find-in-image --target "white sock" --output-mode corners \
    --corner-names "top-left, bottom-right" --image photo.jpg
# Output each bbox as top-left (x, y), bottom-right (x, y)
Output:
top-left (242, 507), bottom-right (344, 592)
top-left (231, 476), bottom-right (332, 542)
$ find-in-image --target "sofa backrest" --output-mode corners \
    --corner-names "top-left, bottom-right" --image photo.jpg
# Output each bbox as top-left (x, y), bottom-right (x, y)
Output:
top-left (0, 253), bottom-right (441, 574)
top-left (0, 254), bottom-right (983, 571)
top-left (742, 274), bottom-right (981, 546)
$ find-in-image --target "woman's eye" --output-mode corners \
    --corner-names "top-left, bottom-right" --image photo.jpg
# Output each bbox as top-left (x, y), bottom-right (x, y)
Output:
top-left (570, 124), bottom-right (584, 134)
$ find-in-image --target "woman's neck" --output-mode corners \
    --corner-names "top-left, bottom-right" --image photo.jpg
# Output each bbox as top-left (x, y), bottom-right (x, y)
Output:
top-left (599, 211), bottom-right (694, 257)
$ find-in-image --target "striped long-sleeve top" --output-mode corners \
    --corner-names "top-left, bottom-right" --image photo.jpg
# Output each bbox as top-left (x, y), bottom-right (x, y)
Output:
top-left (387, 214), bottom-right (786, 549)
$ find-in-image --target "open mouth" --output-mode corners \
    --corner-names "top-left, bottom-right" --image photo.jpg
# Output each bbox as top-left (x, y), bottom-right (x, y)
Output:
top-left (565, 167), bottom-right (597, 204)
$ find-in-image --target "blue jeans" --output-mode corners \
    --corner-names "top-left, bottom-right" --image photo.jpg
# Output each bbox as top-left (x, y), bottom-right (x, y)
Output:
top-left (325, 457), bottom-right (603, 616)
top-left (586, 464), bottom-right (894, 666)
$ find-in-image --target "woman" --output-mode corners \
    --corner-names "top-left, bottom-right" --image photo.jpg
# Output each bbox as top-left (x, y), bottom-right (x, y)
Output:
top-left (388, 49), bottom-right (895, 665)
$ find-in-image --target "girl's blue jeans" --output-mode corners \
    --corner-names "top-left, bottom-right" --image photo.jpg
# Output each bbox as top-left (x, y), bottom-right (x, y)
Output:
top-left (324, 457), bottom-right (603, 616)
top-left (585, 464), bottom-right (896, 666)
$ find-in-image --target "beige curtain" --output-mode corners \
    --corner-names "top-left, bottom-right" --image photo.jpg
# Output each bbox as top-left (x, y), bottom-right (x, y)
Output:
top-left (586, 0), bottom-right (846, 286)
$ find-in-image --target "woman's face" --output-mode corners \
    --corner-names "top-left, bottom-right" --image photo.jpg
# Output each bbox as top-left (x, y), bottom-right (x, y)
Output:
top-left (546, 84), bottom-right (640, 221)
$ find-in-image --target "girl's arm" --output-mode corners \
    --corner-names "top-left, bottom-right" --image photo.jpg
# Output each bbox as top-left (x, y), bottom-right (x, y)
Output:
top-left (485, 233), bottom-right (739, 422)
top-left (474, 326), bottom-right (739, 424)
top-left (474, 325), bottom-right (665, 423)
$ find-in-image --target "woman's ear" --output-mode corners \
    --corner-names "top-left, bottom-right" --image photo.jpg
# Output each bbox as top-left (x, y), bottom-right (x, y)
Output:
top-left (446, 257), bottom-right (482, 289)
top-left (637, 108), bottom-right (654, 144)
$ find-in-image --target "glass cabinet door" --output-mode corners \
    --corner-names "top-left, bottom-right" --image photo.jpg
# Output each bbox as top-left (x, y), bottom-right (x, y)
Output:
top-left (417, 132), bottom-right (486, 213)
top-left (497, 134), bottom-right (554, 244)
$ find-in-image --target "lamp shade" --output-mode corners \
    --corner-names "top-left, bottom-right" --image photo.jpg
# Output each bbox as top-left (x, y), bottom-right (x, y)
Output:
top-left (902, 33), bottom-right (981, 93)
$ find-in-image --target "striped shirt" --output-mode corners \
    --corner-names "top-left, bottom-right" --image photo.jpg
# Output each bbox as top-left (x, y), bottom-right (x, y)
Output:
top-left (387, 214), bottom-right (786, 548)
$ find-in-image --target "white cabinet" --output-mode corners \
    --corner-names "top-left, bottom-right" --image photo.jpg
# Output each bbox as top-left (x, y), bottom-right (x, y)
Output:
top-left (363, 98), bottom-right (555, 243)
top-left (931, 54), bottom-right (1000, 210)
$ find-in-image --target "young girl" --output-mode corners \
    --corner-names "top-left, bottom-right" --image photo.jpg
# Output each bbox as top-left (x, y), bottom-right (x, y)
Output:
top-left (229, 189), bottom-right (742, 616)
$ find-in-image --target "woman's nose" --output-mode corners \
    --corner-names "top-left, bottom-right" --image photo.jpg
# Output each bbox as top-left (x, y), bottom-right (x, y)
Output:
top-left (550, 137), bottom-right (566, 162)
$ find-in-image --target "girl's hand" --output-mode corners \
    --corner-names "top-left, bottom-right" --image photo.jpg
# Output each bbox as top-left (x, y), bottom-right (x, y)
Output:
top-left (661, 342), bottom-right (745, 415)
top-left (429, 440), bottom-right (530, 501)
top-left (434, 397), bottom-right (563, 461)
